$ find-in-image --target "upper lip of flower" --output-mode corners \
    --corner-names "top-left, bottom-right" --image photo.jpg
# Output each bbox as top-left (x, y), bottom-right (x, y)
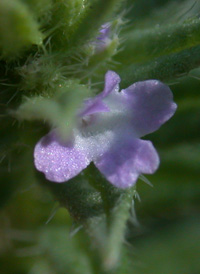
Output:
top-left (34, 70), bottom-right (177, 188)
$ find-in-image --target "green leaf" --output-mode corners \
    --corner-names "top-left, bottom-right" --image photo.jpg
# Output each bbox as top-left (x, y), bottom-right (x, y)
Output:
top-left (39, 170), bottom-right (104, 222)
top-left (117, 18), bottom-right (200, 64)
top-left (47, 0), bottom-right (88, 49)
top-left (15, 81), bottom-right (90, 140)
top-left (0, 0), bottom-right (43, 60)
top-left (127, 0), bottom-right (200, 28)
top-left (119, 45), bottom-right (200, 87)
top-left (21, 0), bottom-right (53, 23)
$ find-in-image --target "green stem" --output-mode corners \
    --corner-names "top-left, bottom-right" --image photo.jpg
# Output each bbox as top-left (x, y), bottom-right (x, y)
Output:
top-left (102, 187), bottom-right (136, 270)
top-left (85, 186), bottom-right (136, 271)
top-left (85, 164), bottom-right (123, 221)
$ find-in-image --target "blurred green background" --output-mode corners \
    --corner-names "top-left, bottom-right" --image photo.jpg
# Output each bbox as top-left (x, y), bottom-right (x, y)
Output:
top-left (0, 0), bottom-right (200, 273)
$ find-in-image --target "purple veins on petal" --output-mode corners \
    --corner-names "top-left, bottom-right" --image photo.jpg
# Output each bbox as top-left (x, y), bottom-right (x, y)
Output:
top-left (34, 70), bottom-right (177, 188)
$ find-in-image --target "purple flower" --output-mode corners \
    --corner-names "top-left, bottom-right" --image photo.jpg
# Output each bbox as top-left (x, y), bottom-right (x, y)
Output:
top-left (95, 23), bottom-right (111, 52)
top-left (34, 71), bottom-right (177, 188)
top-left (97, 23), bottom-right (110, 41)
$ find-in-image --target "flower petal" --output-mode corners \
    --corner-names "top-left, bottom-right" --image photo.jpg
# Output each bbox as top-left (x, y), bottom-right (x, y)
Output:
top-left (79, 70), bottom-right (120, 117)
top-left (97, 23), bottom-right (110, 41)
top-left (101, 70), bottom-right (121, 97)
top-left (34, 131), bottom-right (91, 182)
top-left (80, 98), bottom-right (110, 117)
top-left (94, 138), bottom-right (159, 188)
top-left (121, 80), bottom-right (177, 136)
